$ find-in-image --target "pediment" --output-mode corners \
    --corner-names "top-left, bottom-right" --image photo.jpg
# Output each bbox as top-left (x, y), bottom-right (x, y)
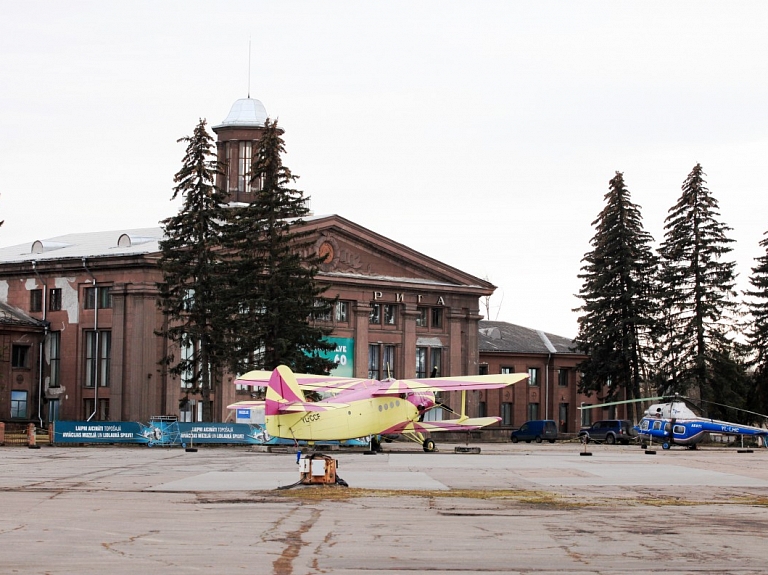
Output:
top-left (299, 215), bottom-right (494, 295)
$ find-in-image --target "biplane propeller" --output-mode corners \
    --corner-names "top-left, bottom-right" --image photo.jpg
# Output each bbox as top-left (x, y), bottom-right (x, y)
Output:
top-left (230, 365), bottom-right (528, 452)
top-left (579, 395), bottom-right (768, 450)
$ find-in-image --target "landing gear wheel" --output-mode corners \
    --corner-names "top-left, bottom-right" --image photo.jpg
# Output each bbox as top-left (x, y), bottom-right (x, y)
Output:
top-left (606, 435), bottom-right (616, 445)
top-left (423, 438), bottom-right (436, 452)
top-left (662, 442), bottom-right (671, 450)
top-left (534, 435), bottom-right (542, 444)
top-left (370, 436), bottom-right (382, 452)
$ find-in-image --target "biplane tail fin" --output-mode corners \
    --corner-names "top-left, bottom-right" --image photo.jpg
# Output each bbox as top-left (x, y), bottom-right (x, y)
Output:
top-left (265, 365), bottom-right (307, 416)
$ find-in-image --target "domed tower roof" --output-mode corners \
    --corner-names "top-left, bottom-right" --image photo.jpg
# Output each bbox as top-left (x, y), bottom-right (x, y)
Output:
top-left (213, 97), bottom-right (268, 129)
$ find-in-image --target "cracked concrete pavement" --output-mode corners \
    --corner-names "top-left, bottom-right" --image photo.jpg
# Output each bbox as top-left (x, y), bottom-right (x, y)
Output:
top-left (2, 442), bottom-right (768, 574)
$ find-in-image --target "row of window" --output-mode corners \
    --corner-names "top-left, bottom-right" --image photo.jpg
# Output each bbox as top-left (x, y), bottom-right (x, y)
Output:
top-left (9, 330), bottom-right (105, 389)
top-left (496, 366), bottom-right (572, 387)
top-left (313, 301), bottom-right (446, 329)
top-left (30, 286), bottom-right (112, 313)
top-left (370, 304), bottom-right (444, 328)
top-left (367, 344), bottom-right (443, 380)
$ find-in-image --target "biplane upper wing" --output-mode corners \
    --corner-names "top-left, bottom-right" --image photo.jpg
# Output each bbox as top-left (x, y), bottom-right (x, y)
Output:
top-left (234, 369), bottom-right (367, 392)
top-left (372, 372), bottom-right (528, 395)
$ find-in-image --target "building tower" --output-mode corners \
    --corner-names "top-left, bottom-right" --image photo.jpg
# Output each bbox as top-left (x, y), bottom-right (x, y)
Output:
top-left (212, 97), bottom-right (268, 204)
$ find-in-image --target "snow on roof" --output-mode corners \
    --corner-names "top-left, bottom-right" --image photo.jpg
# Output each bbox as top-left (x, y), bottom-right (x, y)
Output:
top-left (0, 227), bottom-right (163, 263)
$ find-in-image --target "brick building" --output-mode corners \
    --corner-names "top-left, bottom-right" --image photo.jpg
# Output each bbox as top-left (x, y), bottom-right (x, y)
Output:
top-left (478, 320), bottom-right (626, 433)
top-left (0, 96), bottom-right (497, 425)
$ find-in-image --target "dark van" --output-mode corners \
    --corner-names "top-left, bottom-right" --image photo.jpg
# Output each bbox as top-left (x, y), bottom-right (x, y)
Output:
top-left (510, 420), bottom-right (558, 443)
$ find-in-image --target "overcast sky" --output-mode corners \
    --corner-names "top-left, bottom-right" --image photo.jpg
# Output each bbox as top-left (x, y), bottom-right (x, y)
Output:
top-left (2, 1), bottom-right (767, 338)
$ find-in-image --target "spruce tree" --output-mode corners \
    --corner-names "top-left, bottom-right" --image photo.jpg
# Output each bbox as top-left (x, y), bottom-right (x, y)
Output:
top-left (574, 172), bottom-right (658, 421)
top-left (745, 231), bottom-right (768, 416)
top-left (157, 119), bottom-right (229, 422)
top-left (657, 163), bottom-right (738, 403)
top-left (221, 119), bottom-right (336, 374)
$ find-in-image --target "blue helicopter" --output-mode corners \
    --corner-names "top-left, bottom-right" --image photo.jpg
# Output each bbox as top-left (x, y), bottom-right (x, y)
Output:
top-left (635, 396), bottom-right (768, 450)
top-left (581, 395), bottom-right (768, 450)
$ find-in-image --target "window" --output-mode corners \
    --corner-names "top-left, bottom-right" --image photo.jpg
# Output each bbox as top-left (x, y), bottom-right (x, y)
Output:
top-left (368, 344), bottom-right (379, 379)
top-left (84, 331), bottom-right (111, 387)
top-left (415, 307), bottom-right (428, 327)
top-left (12, 345), bottom-right (30, 368)
top-left (528, 367), bottom-right (539, 386)
top-left (312, 300), bottom-right (332, 321)
top-left (430, 348), bottom-right (441, 377)
top-left (559, 403), bottom-right (569, 432)
top-left (238, 141), bottom-right (252, 192)
top-left (180, 337), bottom-right (196, 389)
top-left (368, 344), bottom-right (396, 379)
top-left (581, 405), bottom-right (592, 426)
top-left (501, 402), bottom-right (513, 426)
top-left (528, 402), bottom-right (539, 420)
top-left (182, 288), bottom-right (195, 312)
top-left (179, 398), bottom-right (195, 422)
top-left (49, 332), bottom-right (61, 388)
top-left (335, 301), bottom-right (349, 323)
top-left (478, 402), bottom-right (487, 417)
top-left (30, 289), bottom-right (43, 312)
top-left (48, 398), bottom-right (60, 422)
top-left (369, 303), bottom-right (381, 324)
top-left (479, 364), bottom-right (489, 375)
top-left (49, 288), bottom-right (62, 311)
top-left (11, 391), bottom-right (28, 419)
top-left (84, 286), bottom-right (112, 309)
top-left (416, 346), bottom-right (442, 378)
top-left (83, 398), bottom-right (109, 421)
top-left (558, 368), bottom-right (569, 387)
top-left (416, 347), bottom-right (427, 378)
top-left (225, 143), bottom-right (232, 192)
top-left (501, 366), bottom-right (515, 374)
top-left (383, 304), bottom-right (397, 325)
top-left (431, 307), bottom-right (443, 329)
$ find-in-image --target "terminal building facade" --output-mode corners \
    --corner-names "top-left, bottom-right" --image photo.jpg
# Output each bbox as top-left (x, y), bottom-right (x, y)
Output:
top-left (0, 96), bottom-right (604, 433)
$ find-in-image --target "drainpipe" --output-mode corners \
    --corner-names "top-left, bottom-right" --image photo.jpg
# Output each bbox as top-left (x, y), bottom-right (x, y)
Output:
top-left (537, 330), bottom-right (557, 421)
top-left (31, 261), bottom-right (48, 428)
top-left (543, 352), bottom-right (551, 420)
top-left (82, 258), bottom-right (98, 421)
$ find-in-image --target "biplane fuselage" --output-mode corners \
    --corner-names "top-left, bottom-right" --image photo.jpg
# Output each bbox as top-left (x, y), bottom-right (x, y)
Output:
top-left (266, 385), bottom-right (435, 440)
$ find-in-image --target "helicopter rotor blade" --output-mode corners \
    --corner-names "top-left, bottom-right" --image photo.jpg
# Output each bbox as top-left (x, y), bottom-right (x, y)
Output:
top-left (578, 397), bottom-right (666, 410)
top-left (694, 398), bottom-right (768, 421)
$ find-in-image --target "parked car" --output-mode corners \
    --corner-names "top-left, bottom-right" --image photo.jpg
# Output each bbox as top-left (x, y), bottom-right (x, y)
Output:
top-left (510, 420), bottom-right (558, 443)
top-left (578, 420), bottom-right (637, 445)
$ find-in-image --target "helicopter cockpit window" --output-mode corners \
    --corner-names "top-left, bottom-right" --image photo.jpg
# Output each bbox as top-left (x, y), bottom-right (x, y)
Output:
top-left (641, 420), bottom-right (649, 430)
top-left (673, 425), bottom-right (686, 435)
top-left (652, 420), bottom-right (663, 431)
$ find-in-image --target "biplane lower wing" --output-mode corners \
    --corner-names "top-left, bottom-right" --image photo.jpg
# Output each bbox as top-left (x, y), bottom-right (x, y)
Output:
top-left (383, 416), bottom-right (502, 435)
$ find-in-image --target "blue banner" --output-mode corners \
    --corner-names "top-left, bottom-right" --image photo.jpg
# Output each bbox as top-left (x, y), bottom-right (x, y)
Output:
top-left (54, 421), bottom-right (150, 444)
top-left (52, 420), bottom-right (369, 448)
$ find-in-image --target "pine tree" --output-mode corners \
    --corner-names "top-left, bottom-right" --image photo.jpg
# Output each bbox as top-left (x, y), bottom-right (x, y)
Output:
top-left (574, 172), bottom-right (658, 420)
top-left (157, 119), bottom-right (229, 422)
top-left (221, 119), bottom-right (336, 374)
top-left (745, 231), bottom-right (768, 416)
top-left (657, 163), bottom-right (738, 403)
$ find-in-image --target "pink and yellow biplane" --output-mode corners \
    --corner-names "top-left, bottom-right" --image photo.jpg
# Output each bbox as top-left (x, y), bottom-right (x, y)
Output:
top-left (231, 365), bottom-right (527, 451)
